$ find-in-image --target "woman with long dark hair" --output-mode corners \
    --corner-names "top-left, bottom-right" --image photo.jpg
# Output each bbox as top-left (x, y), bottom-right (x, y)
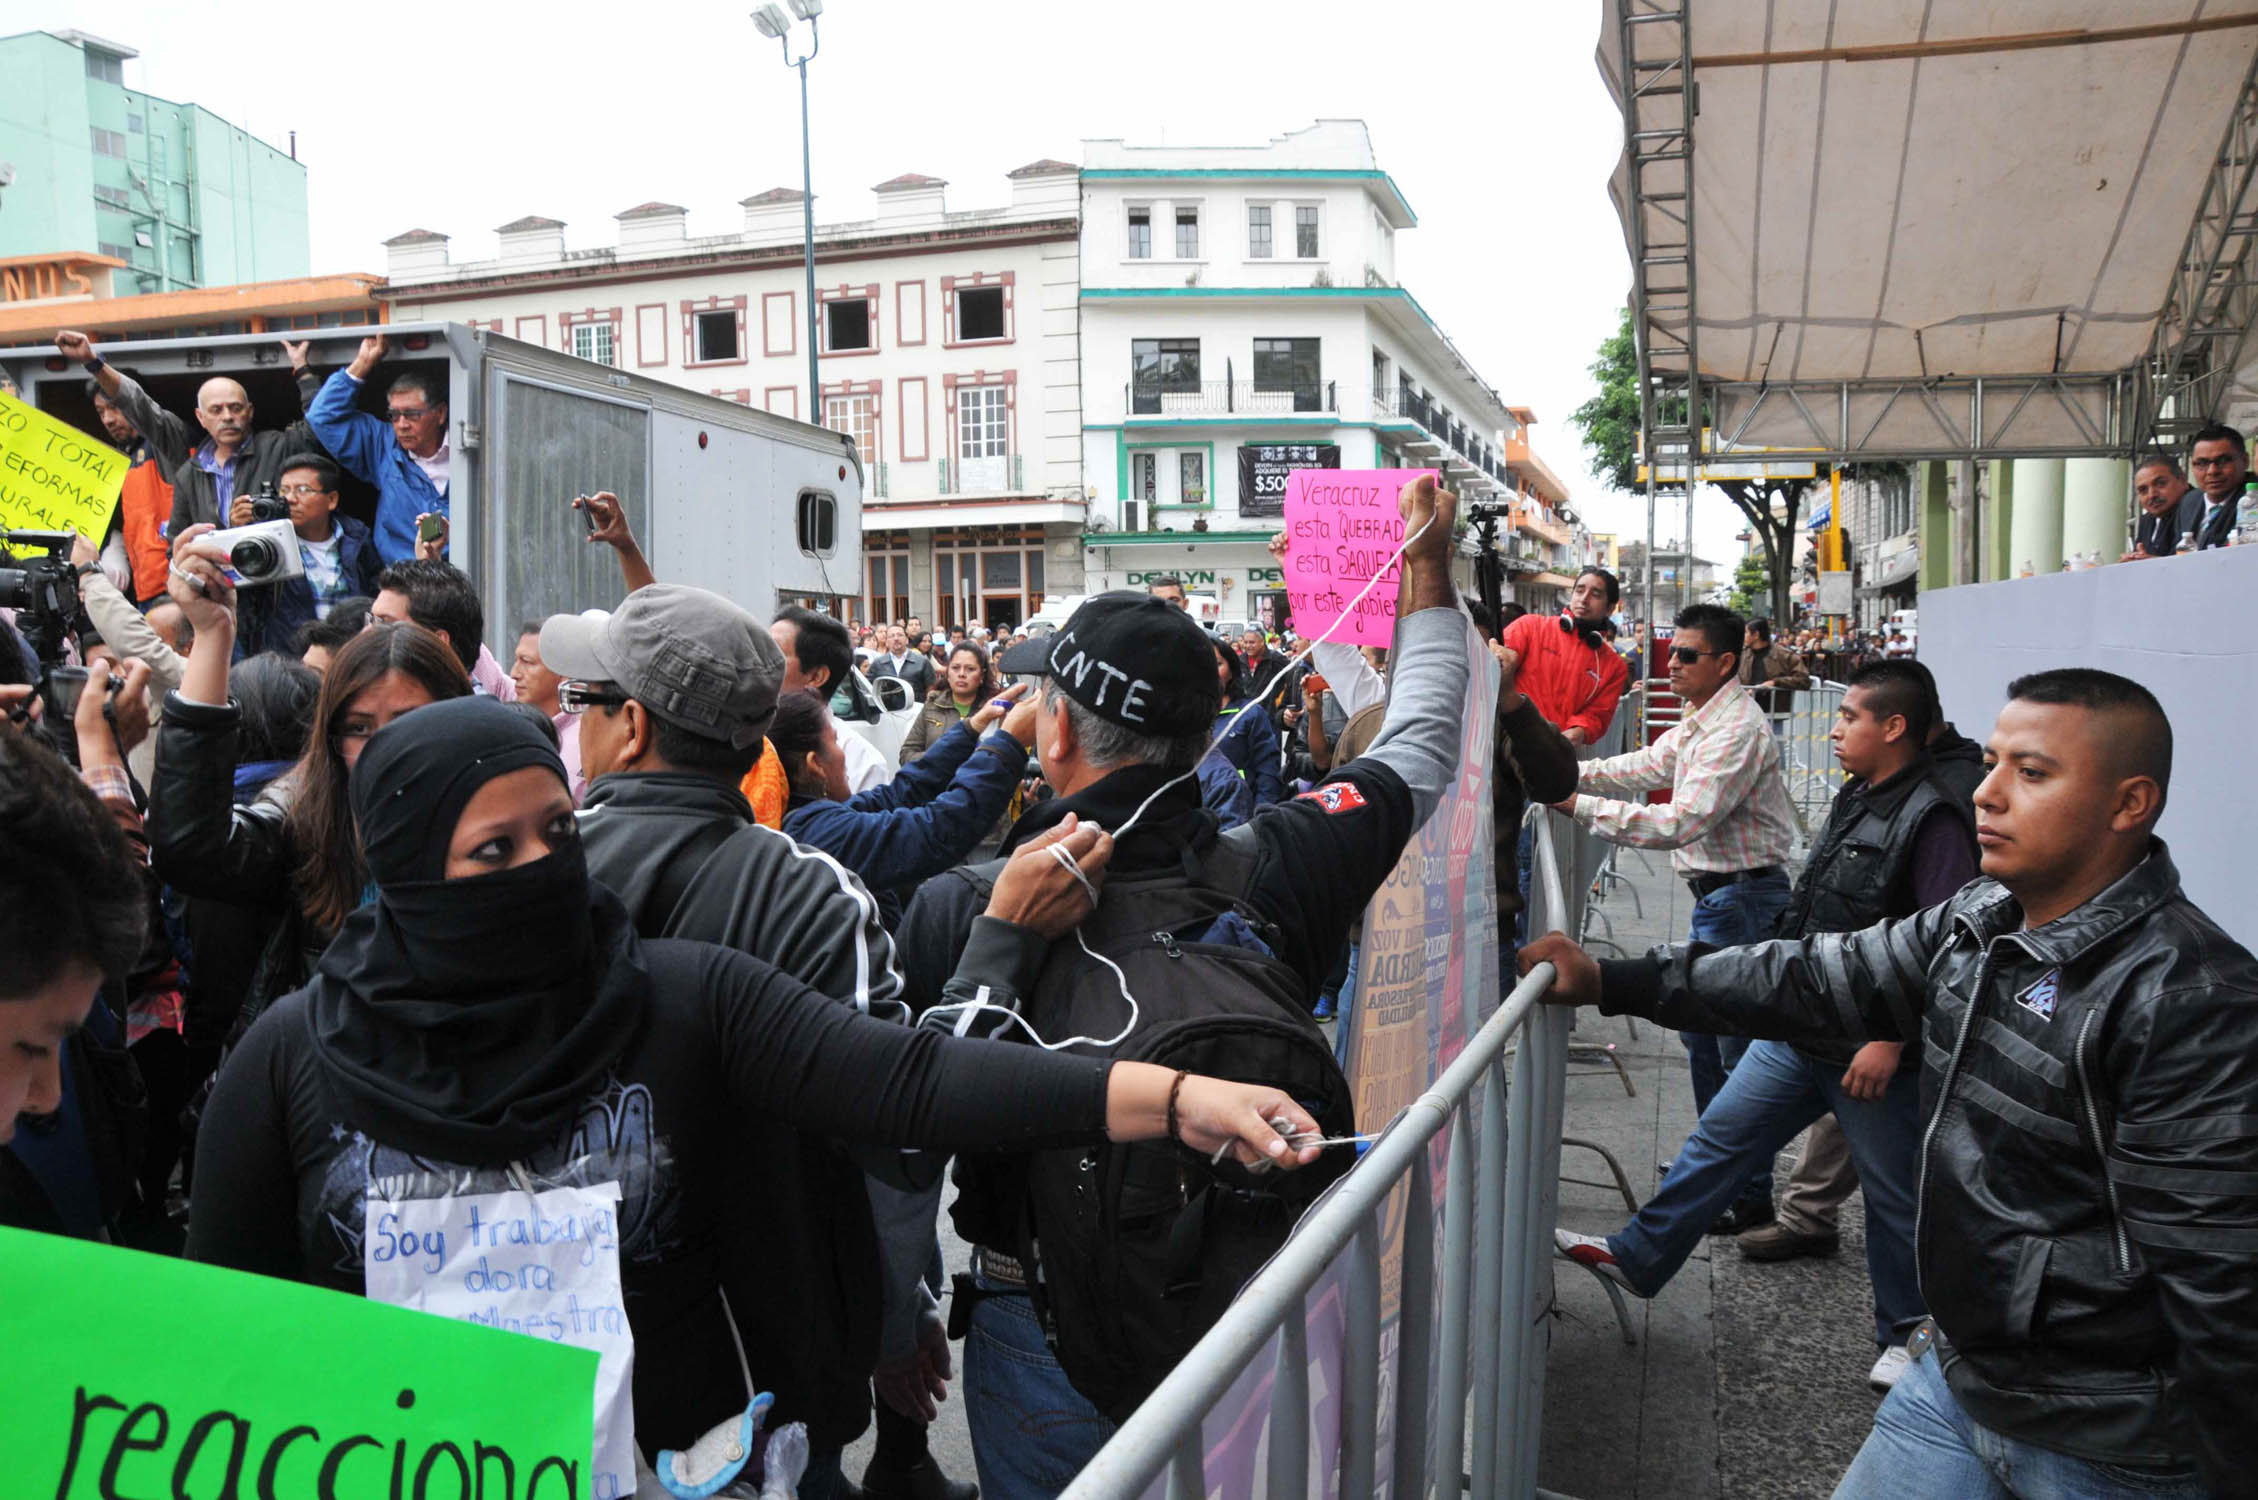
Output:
top-left (152, 525), bottom-right (472, 1026)
top-left (187, 697), bottom-right (1319, 1493)
top-left (897, 640), bottom-right (999, 763)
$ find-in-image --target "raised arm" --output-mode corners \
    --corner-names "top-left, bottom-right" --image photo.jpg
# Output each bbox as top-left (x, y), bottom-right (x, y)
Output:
top-left (1349, 475), bottom-right (1466, 828)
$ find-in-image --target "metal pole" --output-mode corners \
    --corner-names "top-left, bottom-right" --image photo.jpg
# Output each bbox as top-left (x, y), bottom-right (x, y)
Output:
top-left (797, 21), bottom-right (821, 424)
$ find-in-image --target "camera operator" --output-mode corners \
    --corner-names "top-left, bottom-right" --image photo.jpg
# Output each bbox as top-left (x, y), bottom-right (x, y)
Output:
top-left (56, 331), bottom-right (189, 608)
top-left (155, 359), bottom-right (328, 544)
top-left (234, 454), bottom-right (381, 658)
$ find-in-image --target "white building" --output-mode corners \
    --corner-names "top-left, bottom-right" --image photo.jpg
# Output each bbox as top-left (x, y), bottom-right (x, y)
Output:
top-left (377, 162), bottom-right (1086, 629)
top-left (1074, 121), bottom-right (1540, 629)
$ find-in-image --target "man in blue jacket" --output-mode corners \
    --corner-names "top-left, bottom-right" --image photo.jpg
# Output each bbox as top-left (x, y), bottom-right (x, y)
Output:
top-left (305, 334), bottom-right (449, 564)
top-left (235, 454), bottom-right (382, 658)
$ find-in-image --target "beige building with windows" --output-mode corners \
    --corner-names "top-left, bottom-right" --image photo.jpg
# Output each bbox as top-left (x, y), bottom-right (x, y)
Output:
top-left (376, 164), bottom-right (1085, 630)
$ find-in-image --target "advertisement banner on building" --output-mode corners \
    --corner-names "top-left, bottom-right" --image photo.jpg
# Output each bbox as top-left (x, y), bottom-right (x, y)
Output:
top-left (1239, 442), bottom-right (1341, 518)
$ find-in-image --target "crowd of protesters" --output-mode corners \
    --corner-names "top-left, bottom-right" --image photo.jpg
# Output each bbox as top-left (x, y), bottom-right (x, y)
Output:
top-left (4, 327), bottom-right (2255, 1500)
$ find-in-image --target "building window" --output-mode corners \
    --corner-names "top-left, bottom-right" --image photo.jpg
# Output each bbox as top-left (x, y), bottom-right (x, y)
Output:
top-left (956, 285), bottom-right (1006, 342)
top-left (1253, 337), bottom-right (1322, 412)
top-left (1295, 205), bottom-right (1320, 258)
top-left (825, 297), bottom-right (873, 352)
top-left (954, 384), bottom-right (1012, 492)
top-left (569, 321), bottom-right (616, 366)
top-left (1130, 337), bottom-right (1201, 414)
top-left (1248, 204), bottom-right (1273, 259)
top-left (90, 128), bottom-right (127, 158)
top-left (1175, 207), bottom-right (1200, 259)
top-left (85, 49), bottom-right (124, 84)
top-left (865, 544), bottom-right (911, 624)
top-left (825, 392), bottom-right (878, 468)
top-left (1127, 206), bottom-right (1152, 259)
top-left (98, 241), bottom-right (134, 262)
top-left (935, 526), bottom-right (1046, 630)
top-left (127, 113), bottom-right (144, 133)
top-left (92, 185), bottom-right (130, 207)
top-left (692, 308), bottom-right (740, 362)
top-left (1371, 349), bottom-right (1389, 402)
top-left (1133, 452), bottom-right (1158, 504)
top-left (1179, 451), bottom-right (1207, 506)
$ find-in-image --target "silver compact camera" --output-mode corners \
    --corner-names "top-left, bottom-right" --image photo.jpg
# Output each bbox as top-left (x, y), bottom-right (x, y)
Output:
top-left (203, 519), bottom-right (305, 588)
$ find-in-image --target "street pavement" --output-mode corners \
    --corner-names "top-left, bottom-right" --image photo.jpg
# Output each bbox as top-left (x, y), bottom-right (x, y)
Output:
top-left (1539, 846), bottom-right (1884, 1500)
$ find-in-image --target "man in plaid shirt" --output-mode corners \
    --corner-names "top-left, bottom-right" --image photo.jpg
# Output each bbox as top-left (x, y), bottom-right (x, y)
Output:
top-left (1559, 601), bottom-right (1797, 1234)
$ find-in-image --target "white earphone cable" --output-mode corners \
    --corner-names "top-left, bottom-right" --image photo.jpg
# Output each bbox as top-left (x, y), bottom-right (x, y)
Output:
top-left (920, 511), bottom-right (1439, 1052)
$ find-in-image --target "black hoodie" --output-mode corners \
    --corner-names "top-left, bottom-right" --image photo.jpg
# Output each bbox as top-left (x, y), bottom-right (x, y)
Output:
top-left (1928, 721), bottom-right (1986, 809)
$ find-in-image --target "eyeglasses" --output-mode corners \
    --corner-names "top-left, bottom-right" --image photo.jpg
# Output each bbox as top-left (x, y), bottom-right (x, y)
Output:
top-left (2191, 454), bottom-right (2242, 469)
top-left (557, 680), bottom-right (631, 714)
top-left (387, 408), bottom-right (435, 424)
top-left (277, 483), bottom-right (329, 498)
top-left (1670, 645), bottom-right (1725, 665)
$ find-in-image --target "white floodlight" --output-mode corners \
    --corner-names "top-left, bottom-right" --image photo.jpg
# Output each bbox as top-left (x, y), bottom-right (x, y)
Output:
top-left (786, 0), bottom-right (824, 19)
top-left (751, 4), bottom-right (790, 38)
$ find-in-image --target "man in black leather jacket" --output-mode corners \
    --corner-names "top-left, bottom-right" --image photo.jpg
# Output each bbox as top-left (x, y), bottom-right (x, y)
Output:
top-left (1525, 668), bottom-right (2256, 1497)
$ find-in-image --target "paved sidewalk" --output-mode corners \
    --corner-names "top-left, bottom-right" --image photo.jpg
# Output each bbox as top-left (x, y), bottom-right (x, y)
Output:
top-left (1537, 848), bottom-right (1886, 1500)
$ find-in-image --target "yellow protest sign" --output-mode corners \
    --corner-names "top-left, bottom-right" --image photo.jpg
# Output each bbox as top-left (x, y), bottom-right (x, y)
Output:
top-left (0, 388), bottom-right (129, 540)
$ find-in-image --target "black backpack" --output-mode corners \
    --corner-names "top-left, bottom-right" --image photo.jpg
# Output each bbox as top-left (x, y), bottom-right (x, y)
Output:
top-left (960, 829), bottom-right (1356, 1422)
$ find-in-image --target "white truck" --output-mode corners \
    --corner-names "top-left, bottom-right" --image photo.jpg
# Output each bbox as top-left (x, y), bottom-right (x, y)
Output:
top-left (0, 321), bottom-right (863, 635)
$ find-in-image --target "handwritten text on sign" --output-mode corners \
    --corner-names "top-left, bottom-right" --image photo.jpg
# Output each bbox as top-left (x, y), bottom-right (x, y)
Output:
top-left (0, 1225), bottom-right (596, 1499)
top-left (1282, 469), bottom-right (1436, 649)
top-left (367, 1182), bottom-right (638, 1500)
top-left (0, 389), bottom-right (128, 541)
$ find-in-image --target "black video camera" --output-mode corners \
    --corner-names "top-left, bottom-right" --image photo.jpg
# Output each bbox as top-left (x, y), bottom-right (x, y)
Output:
top-left (0, 529), bottom-right (82, 668)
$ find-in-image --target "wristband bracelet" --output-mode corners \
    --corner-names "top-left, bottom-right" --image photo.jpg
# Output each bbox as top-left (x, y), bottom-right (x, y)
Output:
top-left (1165, 1068), bottom-right (1190, 1144)
top-left (83, 356), bottom-right (106, 376)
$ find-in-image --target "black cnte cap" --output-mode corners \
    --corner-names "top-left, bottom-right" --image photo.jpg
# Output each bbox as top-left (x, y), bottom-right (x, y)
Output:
top-left (997, 591), bottom-right (1219, 736)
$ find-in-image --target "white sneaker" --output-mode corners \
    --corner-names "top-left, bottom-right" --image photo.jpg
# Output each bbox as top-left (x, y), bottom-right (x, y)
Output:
top-left (1553, 1227), bottom-right (1648, 1297)
top-left (1868, 1343), bottom-right (1913, 1392)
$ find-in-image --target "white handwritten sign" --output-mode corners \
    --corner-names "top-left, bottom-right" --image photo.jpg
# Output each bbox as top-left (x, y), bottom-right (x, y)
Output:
top-left (365, 1181), bottom-right (637, 1500)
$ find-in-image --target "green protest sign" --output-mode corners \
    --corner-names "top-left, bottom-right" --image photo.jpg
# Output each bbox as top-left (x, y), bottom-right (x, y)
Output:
top-left (0, 1226), bottom-right (599, 1499)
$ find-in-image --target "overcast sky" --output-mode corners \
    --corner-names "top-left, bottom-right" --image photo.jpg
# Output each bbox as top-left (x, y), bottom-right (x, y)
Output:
top-left (65, 0), bottom-right (1745, 563)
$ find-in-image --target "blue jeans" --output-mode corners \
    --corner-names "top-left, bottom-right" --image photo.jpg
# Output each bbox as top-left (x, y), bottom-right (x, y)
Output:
top-left (1834, 1348), bottom-right (2207, 1499)
top-left (1333, 940), bottom-right (1360, 1069)
top-left (962, 1272), bottom-right (1115, 1499)
top-left (1608, 1040), bottom-right (1926, 1344)
top-left (1680, 872), bottom-right (1793, 1213)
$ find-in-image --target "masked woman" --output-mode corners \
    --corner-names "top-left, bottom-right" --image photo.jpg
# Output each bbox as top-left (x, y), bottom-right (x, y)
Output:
top-left (186, 697), bottom-right (1319, 1485)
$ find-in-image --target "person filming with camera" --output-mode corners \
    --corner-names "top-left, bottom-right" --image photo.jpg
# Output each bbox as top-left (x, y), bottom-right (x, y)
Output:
top-left (231, 454), bottom-right (381, 657)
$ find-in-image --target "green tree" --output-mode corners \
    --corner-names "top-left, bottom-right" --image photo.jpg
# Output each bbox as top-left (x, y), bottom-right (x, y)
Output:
top-left (1727, 553), bottom-right (1770, 616)
top-left (1570, 305), bottom-right (1811, 628)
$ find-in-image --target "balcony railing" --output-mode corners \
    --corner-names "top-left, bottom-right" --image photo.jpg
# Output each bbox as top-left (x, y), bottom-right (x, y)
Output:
top-left (1125, 380), bottom-right (1336, 417)
top-left (938, 452), bottom-right (1024, 496)
top-left (1375, 388), bottom-right (1517, 487)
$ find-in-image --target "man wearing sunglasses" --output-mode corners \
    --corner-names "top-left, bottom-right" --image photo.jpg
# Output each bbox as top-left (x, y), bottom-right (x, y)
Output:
top-left (1555, 601), bottom-right (1798, 1234)
top-left (304, 333), bottom-right (451, 565)
top-left (2183, 423), bottom-right (2247, 552)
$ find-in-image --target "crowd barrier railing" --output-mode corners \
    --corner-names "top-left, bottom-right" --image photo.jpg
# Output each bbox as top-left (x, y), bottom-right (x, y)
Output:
top-left (1060, 791), bottom-right (1619, 1500)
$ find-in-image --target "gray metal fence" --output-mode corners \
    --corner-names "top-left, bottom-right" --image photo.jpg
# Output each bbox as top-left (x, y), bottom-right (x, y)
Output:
top-left (1060, 803), bottom-right (1613, 1500)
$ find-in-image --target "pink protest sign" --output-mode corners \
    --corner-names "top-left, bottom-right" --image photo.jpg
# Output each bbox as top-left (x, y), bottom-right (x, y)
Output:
top-left (1282, 468), bottom-right (1436, 648)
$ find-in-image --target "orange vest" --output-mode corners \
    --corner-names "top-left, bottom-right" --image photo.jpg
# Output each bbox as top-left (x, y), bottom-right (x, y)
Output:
top-left (118, 457), bottom-right (175, 603)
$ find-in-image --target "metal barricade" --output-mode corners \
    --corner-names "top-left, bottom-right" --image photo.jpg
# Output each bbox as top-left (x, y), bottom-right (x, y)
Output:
top-left (1766, 680), bottom-right (1848, 839)
top-left (1061, 809), bottom-right (1606, 1500)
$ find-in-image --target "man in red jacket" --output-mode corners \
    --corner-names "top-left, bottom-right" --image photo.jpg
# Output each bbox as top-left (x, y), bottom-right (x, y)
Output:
top-left (1500, 567), bottom-right (1628, 745)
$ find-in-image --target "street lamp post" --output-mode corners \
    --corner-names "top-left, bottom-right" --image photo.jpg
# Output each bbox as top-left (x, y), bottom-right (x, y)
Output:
top-left (753, 0), bottom-right (824, 423)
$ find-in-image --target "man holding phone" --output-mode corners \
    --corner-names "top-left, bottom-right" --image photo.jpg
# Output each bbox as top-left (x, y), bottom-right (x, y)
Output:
top-left (304, 333), bottom-right (450, 565)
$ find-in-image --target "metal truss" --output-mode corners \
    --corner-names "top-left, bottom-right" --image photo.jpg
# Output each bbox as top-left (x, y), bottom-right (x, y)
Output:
top-left (1617, 0), bottom-right (1697, 621)
top-left (1703, 370), bottom-right (2134, 465)
top-left (2137, 45), bottom-right (2258, 448)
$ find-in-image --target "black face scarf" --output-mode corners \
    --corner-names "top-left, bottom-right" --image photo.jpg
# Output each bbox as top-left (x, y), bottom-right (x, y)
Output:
top-left (304, 696), bottom-right (648, 1164)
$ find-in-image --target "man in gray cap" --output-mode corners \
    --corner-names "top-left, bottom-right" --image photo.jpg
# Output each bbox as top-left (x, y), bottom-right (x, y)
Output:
top-left (540, 582), bottom-right (958, 1498)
